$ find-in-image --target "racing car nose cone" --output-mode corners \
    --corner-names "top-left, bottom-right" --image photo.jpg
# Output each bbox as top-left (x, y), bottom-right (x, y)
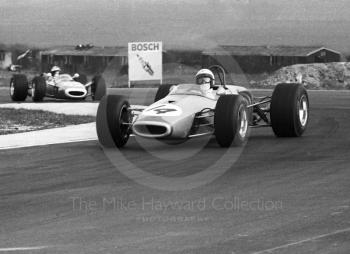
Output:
top-left (64, 87), bottom-right (87, 98)
top-left (132, 121), bottom-right (172, 138)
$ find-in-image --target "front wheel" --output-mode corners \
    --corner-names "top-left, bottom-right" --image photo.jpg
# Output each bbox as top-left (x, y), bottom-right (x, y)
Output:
top-left (31, 76), bottom-right (46, 102)
top-left (270, 83), bottom-right (309, 137)
top-left (214, 95), bottom-right (249, 147)
top-left (10, 74), bottom-right (28, 101)
top-left (96, 95), bottom-right (132, 148)
top-left (91, 75), bottom-right (106, 101)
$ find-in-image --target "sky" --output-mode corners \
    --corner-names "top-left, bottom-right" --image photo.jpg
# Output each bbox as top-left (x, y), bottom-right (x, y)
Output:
top-left (1, 0), bottom-right (350, 52)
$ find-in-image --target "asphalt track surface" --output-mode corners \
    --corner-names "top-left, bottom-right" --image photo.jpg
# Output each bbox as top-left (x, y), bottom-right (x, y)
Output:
top-left (0, 89), bottom-right (350, 254)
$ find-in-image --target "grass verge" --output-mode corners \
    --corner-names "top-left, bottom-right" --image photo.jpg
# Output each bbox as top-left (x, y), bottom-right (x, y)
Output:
top-left (0, 108), bottom-right (95, 135)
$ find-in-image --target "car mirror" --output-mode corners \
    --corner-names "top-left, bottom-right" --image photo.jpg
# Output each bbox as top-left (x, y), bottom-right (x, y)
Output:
top-left (72, 73), bottom-right (80, 79)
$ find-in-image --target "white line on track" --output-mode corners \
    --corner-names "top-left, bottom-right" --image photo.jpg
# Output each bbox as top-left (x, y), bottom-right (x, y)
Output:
top-left (251, 227), bottom-right (350, 254)
top-left (0, 246), bottom-right (51, 252)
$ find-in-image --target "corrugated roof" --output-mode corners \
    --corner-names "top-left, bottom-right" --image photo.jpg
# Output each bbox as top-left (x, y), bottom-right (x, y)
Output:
top-left (41, 46), bottom-right (128, 57)
top-left (203, 45), bottom-right (341, 57)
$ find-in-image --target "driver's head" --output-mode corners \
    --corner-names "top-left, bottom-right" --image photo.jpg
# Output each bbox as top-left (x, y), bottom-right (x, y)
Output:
top-left (50, 66), bottom-right (61, 77)
top-left (195, 69), bottom-right (215, 88)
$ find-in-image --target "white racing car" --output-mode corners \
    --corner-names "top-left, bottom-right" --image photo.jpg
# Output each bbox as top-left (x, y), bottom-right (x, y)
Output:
top-left (96, 65), bottom-right (309, 147)
top-left (10, 72), bottom-right (106, 102)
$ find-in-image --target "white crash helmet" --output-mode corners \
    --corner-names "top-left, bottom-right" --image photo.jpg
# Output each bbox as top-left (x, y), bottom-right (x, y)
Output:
top-left (51, 66), bottom-right (61, 73)
top-left (195, 69), bottom-right (215, 87)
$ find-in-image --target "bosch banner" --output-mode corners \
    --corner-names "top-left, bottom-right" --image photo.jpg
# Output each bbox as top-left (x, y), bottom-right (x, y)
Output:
top-left (128, 41), bottom-right (162, 83)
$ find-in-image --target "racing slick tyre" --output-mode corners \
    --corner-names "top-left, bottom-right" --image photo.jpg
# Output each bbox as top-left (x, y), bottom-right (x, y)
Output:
top-left (91, 75), bottom-right (106, 101)
top-left (96, 95), bottom-right (132, 148)
top-left (10, 74), bottom-right (28, 101)
top-left (270, 83), bottom-right (309, 137)
top-left (214, 95), bottom-right (249, 147)
top-left (154, 84), bottom-right (173, 102)
top-left (31, 76), bottom-right (46, 102)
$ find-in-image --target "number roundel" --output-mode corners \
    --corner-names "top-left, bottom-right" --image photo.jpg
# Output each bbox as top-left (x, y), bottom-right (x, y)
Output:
top-left (143, 104), bottom-right (182, 116)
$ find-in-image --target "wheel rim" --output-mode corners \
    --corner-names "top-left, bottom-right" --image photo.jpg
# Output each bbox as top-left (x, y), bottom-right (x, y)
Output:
top-left (238, 105), bottom-right (248, 138)
top-left (10, 81), bottom-right (14, 96)
top-left (119, 105), bottom-right (130, 139)
top-left (32, 83), bottom-right (35, 98)
top-left (298, 95), bottom-right (308, 127)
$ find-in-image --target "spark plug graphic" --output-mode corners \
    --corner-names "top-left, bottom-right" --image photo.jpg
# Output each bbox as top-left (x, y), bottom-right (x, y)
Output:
top-left (136, 54), bottom-right (154, 76)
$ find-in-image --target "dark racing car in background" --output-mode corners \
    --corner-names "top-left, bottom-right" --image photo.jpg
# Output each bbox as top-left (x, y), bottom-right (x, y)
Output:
top-left (9, 71), bottom-right (106, 102)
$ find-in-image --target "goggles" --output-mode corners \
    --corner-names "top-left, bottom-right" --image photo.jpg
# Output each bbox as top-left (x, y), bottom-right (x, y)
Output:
top-left (197, 76), bottom-right (212, 84)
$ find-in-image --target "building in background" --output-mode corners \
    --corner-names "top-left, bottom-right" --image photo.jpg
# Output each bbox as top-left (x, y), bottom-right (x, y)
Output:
top-left (38, 44), bottom-right (343, 87)
top-left (202, 45), bottom-right (342, 73)
top-left (40, 45), bottom-right (128, 75)
top-left (0, 47), bottom-right (41, 70)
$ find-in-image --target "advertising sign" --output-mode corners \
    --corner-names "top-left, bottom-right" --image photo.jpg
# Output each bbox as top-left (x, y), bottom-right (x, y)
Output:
top-left (128, 41), bottom-right (162, 83)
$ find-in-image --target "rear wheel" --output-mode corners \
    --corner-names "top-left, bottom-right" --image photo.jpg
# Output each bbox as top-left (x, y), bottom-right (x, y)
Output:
top-left (31, 76), bottom-right (46, 102)
top-left (214, 95), bottom-right (249, 147)
top-left (10, 74), bottom-right (28, 101)
top-left (91, 75), bottom-right (106, 101)
top-left (96, 95), bottom-right (132, 148)
top-left (154, 84), bottom-right (173, 102)
top-left (270, 83), bottom-right (309, 137)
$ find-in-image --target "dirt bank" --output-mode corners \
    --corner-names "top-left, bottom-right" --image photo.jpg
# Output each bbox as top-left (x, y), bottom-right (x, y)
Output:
top-left (258, 62), bottom-right (350, 89)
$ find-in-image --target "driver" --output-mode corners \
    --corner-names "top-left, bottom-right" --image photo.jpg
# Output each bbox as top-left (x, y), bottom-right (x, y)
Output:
top-left (46, 66), bottom-right (61, 85)
top-left (195, 69), bottom-right (227, 98)
top-left (50, 66), bottom-right (61, 78)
